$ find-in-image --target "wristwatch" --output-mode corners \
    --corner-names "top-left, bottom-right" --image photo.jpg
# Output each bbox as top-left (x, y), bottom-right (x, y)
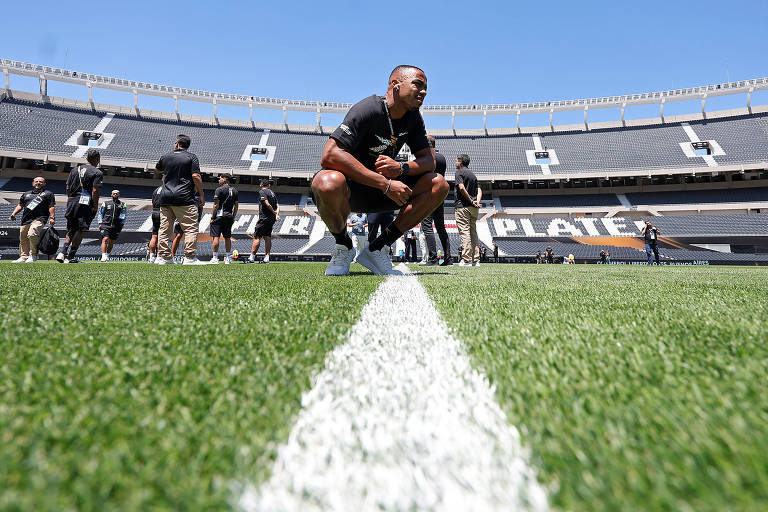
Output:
top-left (399, 162), bottom-right (410, 178)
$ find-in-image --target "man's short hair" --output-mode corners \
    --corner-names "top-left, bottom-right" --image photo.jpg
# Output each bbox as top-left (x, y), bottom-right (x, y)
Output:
top-left (220, 173), bottom-right (233, 182)
top-left (457, 154), bottom-right (470, 168)
top-left (259, 178), bottom-right (271, 187)
top-left (86, 148), bottom-right (101, 164)
top-left (389, 65), bottom-right (425, 81)
top-left (176, 134), bottom-right (191, 149)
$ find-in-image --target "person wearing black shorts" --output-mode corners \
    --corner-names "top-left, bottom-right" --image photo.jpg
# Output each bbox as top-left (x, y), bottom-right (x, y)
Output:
top-left (312, 65), bottom-right (447, 276)
top-left (57, 149), bottom-right (103, 263)
top-left (209, 173), bottom-right (239, 264)
top-left (248, 179), bottom-right (279, 263)
top-left (148, 185), bottom-right (162, 263)
top-left (98, 189), bottom-right (127, 262)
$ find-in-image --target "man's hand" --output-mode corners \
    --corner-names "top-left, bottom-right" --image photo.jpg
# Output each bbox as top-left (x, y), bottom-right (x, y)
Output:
top-left (386, 180), bottom-right (412, 206)
top-left (198, 197), bottom-right (205, 209)
top-left (375, 155), bottom-right (401, 178)
top-left (49, 218), bottom-right (55, 226)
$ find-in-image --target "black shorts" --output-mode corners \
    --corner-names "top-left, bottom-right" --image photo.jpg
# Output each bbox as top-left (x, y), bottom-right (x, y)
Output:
top-left (254, 218), bottom-right (275, 238)
top-left (100, 226), bottom-right (122, 241)
top-left (65, 200), bottom-right (95, 232)
top-left (210, 216), bottom-right (234, 238)
top-left (151, 211), bottom-right (161, 235)
top-left (314, 170), bottom-right (425, 213)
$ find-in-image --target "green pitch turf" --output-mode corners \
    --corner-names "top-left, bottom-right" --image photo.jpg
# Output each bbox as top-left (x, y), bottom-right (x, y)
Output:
top-left (0, 262), bottom-right (382, 511)
top-left (1, 262), bottom-right (766, 511)
top-left (420, 264), bottom-right (768, 512)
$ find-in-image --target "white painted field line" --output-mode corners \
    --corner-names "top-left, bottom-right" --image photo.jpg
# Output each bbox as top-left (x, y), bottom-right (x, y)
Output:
top-left (237, 273), bottom-right (548, 512)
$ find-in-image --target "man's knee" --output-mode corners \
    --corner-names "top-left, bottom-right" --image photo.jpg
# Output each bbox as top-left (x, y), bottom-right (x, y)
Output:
top-left (311, 170), bottom-right (348, 198)
top-left (433, 174), bottom-right (449, 198)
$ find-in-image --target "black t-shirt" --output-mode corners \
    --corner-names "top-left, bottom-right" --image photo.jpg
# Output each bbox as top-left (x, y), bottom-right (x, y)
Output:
top-left (330, 95), bottom-right (430, 172)
top-left (156, 149), bottom-right (200, 206)
top-left (259, 188), bottom-right (277, 221)
top-left (644, 227), bottom-right (659, 244)
top-left (434, 152), bottom-right (446, 176)
top-left (213, 185), bottom-right (239, 217)
top-left (454, 167), bottom-right (479, 208)
top-left (19, 189), bottom-right (55, 225)
top-left (152, 186), bottom-right (162, 212)
top-left (66, 164), bottom-right (103, 206)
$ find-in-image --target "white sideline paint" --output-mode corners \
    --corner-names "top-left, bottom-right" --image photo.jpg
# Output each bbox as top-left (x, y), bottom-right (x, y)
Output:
top-left (237, 273), bottom-right (548, 512)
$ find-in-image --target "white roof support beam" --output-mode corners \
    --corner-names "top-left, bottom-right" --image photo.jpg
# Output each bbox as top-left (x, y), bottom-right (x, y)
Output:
top-left (316, 106), bottom-right (322, 128)
top-left (133, 89), bottom-right (138, 110)
top-left (282, 104), bottom-right (288, 129)
top-left (483, 110), bottom-right (487, 134)
top-left (701, 93), bottom-right (707, 119)
top-left (620, 102), bottom-right (626, 126)
top-left (549, 108), bottom-right (554, 131)
top-left (516, 110), bottom-right (520, 134)
top-left (213, 98), bottom-right (218, 119)
top-left (660, 98), bottom-right (665, 123)
top-left (87, 83), bottom-right (93, 104)
top-left (174, 95), bottom-right (178, 114)
top-left (583, 105), bottom-right (588, 131)
top-left (39, 75), bottom-right (47, 97)
top-left (249, 103), bottom-right (253, 122)
top-left (747, 87), bottom-right (753, 114)
top-left (451, 110), bottom-right (455, 133)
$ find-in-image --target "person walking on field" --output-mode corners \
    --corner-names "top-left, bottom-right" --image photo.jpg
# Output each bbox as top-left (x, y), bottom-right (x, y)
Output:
top-left (9, 176), bottom-right (55, 263)
top-left (209, 173), bottom-right (239, 264)
top-left (155, 134), bottom-right (205, 265)
top-left (454, 154), bottom-right (481, 267)
top-left (248, 179), bottom-right (279, 264)
top-left (642, 220), bottom-right (662, 265)
top-left (57, 149), bottom-right (103, 263)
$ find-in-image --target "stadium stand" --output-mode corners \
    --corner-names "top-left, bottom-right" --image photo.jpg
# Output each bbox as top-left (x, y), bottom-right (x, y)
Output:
top-left (626, 187), bottom-right (768, 205)
top-left (498, 194), bottom-right (622, 208)
top-left (3, 96), bottom-right (768, 177)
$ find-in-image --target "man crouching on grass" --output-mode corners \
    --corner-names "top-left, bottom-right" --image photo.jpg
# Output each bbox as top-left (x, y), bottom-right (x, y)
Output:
top-left (312, 65), bottom-right (448, 276)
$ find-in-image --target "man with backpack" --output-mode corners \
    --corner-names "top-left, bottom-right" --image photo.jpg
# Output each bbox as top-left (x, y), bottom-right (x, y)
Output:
top-left (8, 176), bottom-right (55, 263)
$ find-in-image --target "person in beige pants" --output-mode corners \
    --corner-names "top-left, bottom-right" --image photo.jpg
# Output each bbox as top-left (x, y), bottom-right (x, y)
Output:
top-left (8, 176), bottom-right (56, 263)
top-left (453, 154), bottom-right (482, 266)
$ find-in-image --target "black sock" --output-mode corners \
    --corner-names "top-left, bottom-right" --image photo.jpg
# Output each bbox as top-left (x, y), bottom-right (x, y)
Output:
top-left (369, 223), bottom-right (403, 252)
top-left (332, 231), bottom-right (353, 250)
top-left (67, 246), bottom-right (78, 259)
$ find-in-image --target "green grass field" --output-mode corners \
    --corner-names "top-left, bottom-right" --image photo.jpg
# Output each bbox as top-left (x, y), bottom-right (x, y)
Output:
top-left (1, 262), bottom-right (766, 511)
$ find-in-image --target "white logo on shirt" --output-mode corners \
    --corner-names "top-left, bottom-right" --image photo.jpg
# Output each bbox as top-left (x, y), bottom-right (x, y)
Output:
top-left (339, 124), bottom-right (352, 135)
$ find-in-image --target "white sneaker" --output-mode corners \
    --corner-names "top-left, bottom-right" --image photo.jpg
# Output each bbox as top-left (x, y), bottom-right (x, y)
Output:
top-left (148, 255), bottom-right (157, 264)
top-left (209, 257), bottom-right (220, 264)
top-left (224, 256), bottom-right (232, 265)
top-left (55, 252), bottom-right (65, 263)
top-left (182, 257), bottom-right (205, 265)
top-left (472, 261), bottom-right (481, 267)
top-left (100, 254), bottom-right (109, 262)
top-left (325, 244), bottom-right (356, 275)
top-left (25, 255), bottom-right (39, 263)
top-left (456, 260), bottom-right (472, 267)
top-left (356, 245), bottom-right (402, 275)
top-left (11, 257), bottom-right (27, 263)
top-left (155, 258), bottom-right (173, 265)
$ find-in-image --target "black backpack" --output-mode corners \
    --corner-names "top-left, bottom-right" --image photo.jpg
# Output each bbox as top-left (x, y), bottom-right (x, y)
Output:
top-left (37, 225), bottom-right (61, 256)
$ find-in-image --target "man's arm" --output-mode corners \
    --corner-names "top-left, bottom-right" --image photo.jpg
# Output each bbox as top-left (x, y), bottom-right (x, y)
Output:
top-left (233, 201), bottom-right (239, 218)
top-left (211, 199), bottom-right (220, 219)
top-left (641, 226), bottom-right (647, 235)
top-left (91, 186), bottom-right (101, 213)
top-left (458, 184), bottom-right (479, 207)
top-left (373, 147), bottom-right (435, 179)
top-left (9, 196), bottom-right (23, 220)
top-left (476, 187), bottom-right (483, 205)
top-left (48, 205), bottom-right (55, 225)
top-left (262, 199), bottom-right (280, 219)
top-left (192, 173), bottom-right (204, 208)
top-left (321, 138), bottom-right (411, 206)
top-left (654, 226), bottom-right (661, 235)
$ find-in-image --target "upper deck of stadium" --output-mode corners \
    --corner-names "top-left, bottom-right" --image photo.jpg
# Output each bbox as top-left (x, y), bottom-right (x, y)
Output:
top-left (2, 59), bottom-right (768, 182)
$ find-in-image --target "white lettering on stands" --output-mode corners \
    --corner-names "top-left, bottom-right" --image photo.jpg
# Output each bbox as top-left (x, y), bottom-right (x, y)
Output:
top-left (492, 218), bottom-right (518, 236)
top-left (279, 216), bottom-right (310, 235)
top-left (601, 217), bottom-right (637, 236)
top-left (520, 219), bottom-right (547, 237)
top-left (573, 217), bottom-right (602, 236)
top-left (547, 218), bottom-right (584, 237)
top-left (232, 214), bottom-right (253, 231)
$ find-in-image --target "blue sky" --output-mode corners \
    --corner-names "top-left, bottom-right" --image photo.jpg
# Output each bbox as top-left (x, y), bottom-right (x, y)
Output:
top-left (3, 0), bottom-right (767, 129)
